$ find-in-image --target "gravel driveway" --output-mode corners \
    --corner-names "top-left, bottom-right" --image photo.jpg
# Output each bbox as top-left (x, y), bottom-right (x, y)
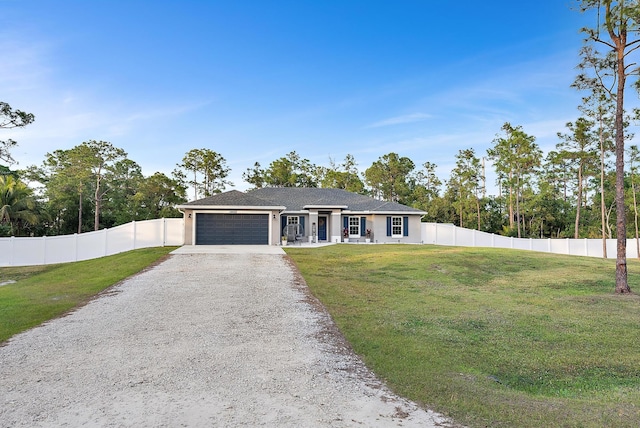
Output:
top-left (0, 246), bottom-right (454, 427)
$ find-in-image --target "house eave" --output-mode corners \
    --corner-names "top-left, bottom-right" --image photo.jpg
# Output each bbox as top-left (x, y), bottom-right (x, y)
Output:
top-left (302, 204), bottom-right (349, 209)
top-left (342, 210), bottom-right (427, 216)
top-left (176, 204), bottom-right (286, 211)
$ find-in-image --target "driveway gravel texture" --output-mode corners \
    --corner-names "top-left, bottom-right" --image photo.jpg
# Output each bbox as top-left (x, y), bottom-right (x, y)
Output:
top-left (0, 249), bottom-right (457, 427)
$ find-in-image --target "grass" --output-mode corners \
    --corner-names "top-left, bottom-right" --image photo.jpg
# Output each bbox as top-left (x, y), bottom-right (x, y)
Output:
top-left (285, 245), bottom-right (640, 428)
top-left (0, 247), bottom-right (176, 344)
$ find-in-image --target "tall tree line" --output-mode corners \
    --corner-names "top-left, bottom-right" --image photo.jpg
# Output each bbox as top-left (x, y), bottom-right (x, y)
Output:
top-left (3, 130), bottom-right (640, 243)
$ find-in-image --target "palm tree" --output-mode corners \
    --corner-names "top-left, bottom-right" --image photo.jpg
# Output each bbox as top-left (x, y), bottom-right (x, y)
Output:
top-left (0, 175), bottom-right (38, 235)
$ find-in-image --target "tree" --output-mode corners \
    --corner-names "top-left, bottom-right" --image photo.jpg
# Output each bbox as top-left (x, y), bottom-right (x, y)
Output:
top-left (200, 149), bottom-right (232, 196)
top-left (527, 179), bottom-right (570, 238)
top-left (0, 102), bottom-right (35, 165)
top-left (364, 153), bottom-right (415, 203)
top-left (487, 123), bottom-right (542, 238)
top-left (577, 0), bottom-right (640, 293)
top-left (101, 159), bottom-right (143, 226)
top-left (265, 156), bottom-right (296, 187)
top-left (557, 117), bottom-right (598, 238)
top-left (262, 151), bottom-right (319, 187)
top-left (409, 161), bottom-right (442, 213)
top-left (321, 154), bottom-right (365, 193)
top-left (572, 86), bottom-right (616, 256)
top-left (131, 172), bottom-right (187, 219)
top-left (83, 141), bottom-right (127, 231)
top-left (628, 145), bottom-right (640, 258)
top-left (42, 146), bottom-right (93, 234)
top-left (178, 148), bottom-right (232, 199)
top-left (0, 175), bottom-right (38, 236)
top-left (448, 149), bottom-right (483, 229)
top-left (242, 162), bottom-right (266, 189)
top-left (36, 141), bottom-right (127, 234)
top-left (539, 152), bottom-right (576, 237)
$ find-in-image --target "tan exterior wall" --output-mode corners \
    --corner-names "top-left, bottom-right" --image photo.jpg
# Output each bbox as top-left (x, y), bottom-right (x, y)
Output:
top-left (182, 208), bottom-right (423, 245)
top-left (183, 209), bottom-right (194, 245)
top-left (369, 214), bottom-right (423, 244)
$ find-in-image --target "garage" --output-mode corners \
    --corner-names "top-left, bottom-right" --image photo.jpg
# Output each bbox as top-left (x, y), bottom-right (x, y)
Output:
top-left (195, 213), bottom-right (269, 245)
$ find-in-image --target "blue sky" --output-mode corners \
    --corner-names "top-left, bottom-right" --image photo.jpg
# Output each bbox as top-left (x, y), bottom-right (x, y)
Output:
top-left (2, 1), bottom-right (635, 195)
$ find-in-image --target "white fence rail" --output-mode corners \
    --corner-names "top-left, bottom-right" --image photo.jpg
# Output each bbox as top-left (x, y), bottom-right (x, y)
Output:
top-left (0, 218), bottom-right (184, 267)
top-left (421, 222), bottom-right (637, 259)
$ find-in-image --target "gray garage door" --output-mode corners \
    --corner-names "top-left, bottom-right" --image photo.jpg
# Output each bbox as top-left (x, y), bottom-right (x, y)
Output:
top-left (195, 213), bottom-right (269, 245)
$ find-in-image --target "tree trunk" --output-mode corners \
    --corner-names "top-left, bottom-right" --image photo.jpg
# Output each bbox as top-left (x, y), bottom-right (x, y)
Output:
top-left (600, 121), bottom-right (607, 258)
top-left (614, 47), bottom-right (631, 293)
top-left (515, 174), bottom-right (521, 238)
top-left (632, 176), bottom-right (640, 259)
top-left (94, 197), bottom-right (101, 231)
top-left (94, 174), bottom-right (102, 231)
top-left (508, 173), bottom-right (514, 230)
top-left (77, 189), bottom-right (83, 235)
top-left (459, 187), bottom-right (464, 228)
top-left (476, 196), bottom-right (481, 231)
top-left (575, 164), bottom-right (583, 239)
top-left (193, 170), bottom-right (198, 200)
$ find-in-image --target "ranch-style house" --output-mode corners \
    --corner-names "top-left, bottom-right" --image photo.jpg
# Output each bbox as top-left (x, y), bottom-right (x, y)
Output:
top-left (177, 187), bottom-right (426, 246)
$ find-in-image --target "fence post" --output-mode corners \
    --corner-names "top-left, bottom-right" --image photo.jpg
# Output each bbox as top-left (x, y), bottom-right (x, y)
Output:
top-left (510, 237), bottom-right (514, 249)
top-left (566, 238), bottom-right (570, 255)
top-left (585, 238), bottom-right (588, 257)
top-left (42, 236), bottom-right (47, 265)
top-left (74, 233), bottom-right (78, 261)
top-left (453, 225), bottom-right (457, 246)
top-left (132, 220), bottom-right (137, 250)
top-left (162, 218), bottom-right (166, 246)
top-left (104, 228), bottom-right (108, 256)
top-left (10, 236), bottom-right (14, 266)
top-left (547, 238), bottom-right (551, 253)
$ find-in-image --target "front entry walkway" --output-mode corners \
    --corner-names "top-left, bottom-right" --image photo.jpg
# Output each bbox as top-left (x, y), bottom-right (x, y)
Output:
top-left (0, 249), bottom-right (453, 427)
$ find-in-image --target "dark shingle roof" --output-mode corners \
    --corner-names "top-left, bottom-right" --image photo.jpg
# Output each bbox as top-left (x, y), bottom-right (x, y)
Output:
top-left (180, 190), bottom-right (283, 207)
top-left (179, 188), bottom-right (424, 214)
top-left (248, 188), bottom-right (424, 213)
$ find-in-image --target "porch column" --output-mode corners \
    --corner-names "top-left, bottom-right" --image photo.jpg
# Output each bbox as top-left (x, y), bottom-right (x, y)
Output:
top-left (331, 211), bottom-right (341, 243)
top-left (308, 210), bottom-right (318, 243)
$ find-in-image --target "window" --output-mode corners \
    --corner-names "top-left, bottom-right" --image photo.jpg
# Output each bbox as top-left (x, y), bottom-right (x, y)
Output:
top-left (349, 216), bottom-right (360, 237)
top-left (386, 216), bottom-right (409, 238)
top-left (285, 215), bottom-right (305, 235)
top-left (391, 216), bottom-right (403, 237)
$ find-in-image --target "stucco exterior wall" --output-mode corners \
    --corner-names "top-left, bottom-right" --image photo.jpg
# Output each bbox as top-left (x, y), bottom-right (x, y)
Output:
top-left (182, 207), bottom-right (423, 246)
top-left (341, 214), bottom-right (423, 244)
top-left (183, 210), bottom-right (194, 245)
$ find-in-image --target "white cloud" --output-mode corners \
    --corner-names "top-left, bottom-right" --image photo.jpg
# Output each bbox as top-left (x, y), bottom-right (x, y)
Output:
top-left (366, 113), bottom-right (433, 128)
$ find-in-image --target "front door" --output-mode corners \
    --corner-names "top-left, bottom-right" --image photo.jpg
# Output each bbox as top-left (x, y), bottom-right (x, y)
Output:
top-left (318, 216), bottom-right (327, 241)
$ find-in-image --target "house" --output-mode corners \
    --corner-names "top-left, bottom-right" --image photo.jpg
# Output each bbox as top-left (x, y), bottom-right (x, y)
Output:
top-left (177, 187), bottom-right (426, 245)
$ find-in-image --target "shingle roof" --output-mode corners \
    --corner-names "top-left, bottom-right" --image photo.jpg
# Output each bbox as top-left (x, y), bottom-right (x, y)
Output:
top-left (179, 190), bottom-right (282, 207)
top-left (248, 188), bottom-right (425, 213)
top-left (179, 188), bottom-right (425, 214)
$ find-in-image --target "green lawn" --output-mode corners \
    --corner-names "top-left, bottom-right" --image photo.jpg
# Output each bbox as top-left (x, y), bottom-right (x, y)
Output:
top-left (0, 247), bottom-right (176, 344)
top-left (285, 245), bottom-right (640, 428)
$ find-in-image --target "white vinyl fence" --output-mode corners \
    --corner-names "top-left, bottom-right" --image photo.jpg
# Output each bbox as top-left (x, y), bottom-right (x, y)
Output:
top-left (0, 218), bottom-right (184, 267)
top-left (421, 222), bottom-right (638, 259)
